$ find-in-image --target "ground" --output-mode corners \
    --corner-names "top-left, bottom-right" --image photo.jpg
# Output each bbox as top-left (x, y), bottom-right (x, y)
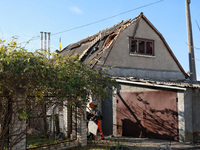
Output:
top-left (69, 136), bottom-right (200, 150)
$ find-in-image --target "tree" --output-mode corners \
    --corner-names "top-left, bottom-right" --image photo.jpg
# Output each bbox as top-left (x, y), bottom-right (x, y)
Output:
top-left (0, 40), bottom-right (117, 149)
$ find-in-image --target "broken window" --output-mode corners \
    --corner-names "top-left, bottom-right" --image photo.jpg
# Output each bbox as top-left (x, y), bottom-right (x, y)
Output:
top-left (146, 41), bottom-right (153, 55)
top-left (130, 40), bottom-right (137, 53)
top-left (129, 38), bottom-right (154, 56)
top-left (138, 40), bottom-right (145, 54)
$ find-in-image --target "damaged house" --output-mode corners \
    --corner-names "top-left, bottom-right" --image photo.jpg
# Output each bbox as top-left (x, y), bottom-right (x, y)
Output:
top-left (59, 12), bottom-right (200, 143)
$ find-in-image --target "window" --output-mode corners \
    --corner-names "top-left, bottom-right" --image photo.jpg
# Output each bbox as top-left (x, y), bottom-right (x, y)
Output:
top-left (130, 38), bottom-right (154, 56)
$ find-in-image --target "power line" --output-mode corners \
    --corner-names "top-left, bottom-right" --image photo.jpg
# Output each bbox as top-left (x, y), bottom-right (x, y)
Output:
top-left (51, 0), bottom-right (164, 36)
top-left (196, 20), bottom-right (200, 32)
top-left (185, 42), bottom-right (200, 50)
top-left (19, 0), bottom-right (164, 46)
top-left (21, 35), bottom-right (40, 44)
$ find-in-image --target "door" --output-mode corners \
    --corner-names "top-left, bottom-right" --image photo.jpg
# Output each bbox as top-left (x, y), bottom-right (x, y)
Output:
top-left (116, 90), bottom-right (178, 140)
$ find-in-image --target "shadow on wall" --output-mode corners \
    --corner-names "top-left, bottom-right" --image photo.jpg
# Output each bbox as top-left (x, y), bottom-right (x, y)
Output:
top-left (122, 119), bottom-right (143, 137)
top-left (117, 91), bottom-right (179, 141)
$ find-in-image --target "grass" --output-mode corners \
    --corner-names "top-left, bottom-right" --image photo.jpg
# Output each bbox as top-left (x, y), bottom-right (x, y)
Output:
top-left (27, 137), bottom-right (115, 150)
top-left (26, 135), bottom-right (69, 149)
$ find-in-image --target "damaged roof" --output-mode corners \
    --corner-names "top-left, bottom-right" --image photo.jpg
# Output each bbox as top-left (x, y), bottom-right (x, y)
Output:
top-left (59, 12), bottom-right (187, 78)
top-left (59, 13), bottom-right (142, 68)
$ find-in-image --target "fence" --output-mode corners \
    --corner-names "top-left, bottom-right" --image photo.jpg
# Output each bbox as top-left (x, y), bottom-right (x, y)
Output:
top-left (26, 105), bottom-right (87, 150)
top-left (0, 100), bottom-right (87, 150)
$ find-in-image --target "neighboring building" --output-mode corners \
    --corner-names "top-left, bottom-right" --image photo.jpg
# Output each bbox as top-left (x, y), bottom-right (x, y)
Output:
top-left (59, 12), bottom-right (200, 143)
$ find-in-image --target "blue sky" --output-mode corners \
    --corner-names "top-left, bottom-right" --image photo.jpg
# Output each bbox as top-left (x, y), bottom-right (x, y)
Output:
top-left (1, 0), bottom-right (200, 79)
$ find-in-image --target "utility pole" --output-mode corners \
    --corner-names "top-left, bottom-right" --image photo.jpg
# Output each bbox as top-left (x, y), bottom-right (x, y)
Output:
top-left (185, 0), bottom-right (196, 81)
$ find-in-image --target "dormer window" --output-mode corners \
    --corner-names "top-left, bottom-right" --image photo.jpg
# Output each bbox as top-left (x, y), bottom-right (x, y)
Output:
top-left (129, 37), bottom-right (154, 56)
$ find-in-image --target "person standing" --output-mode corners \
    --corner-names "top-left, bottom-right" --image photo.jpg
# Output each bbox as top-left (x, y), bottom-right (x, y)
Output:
top-left (89, 102), bottom-right (104, 140)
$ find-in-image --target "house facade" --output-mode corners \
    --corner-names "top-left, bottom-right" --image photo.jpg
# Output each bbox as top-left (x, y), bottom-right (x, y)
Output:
top-left (60, 12), bottom-right (200, 143)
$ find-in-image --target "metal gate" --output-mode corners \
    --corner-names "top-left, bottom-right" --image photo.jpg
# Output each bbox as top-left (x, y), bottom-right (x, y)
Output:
top-left (116, 90), bottom-right (178, 141)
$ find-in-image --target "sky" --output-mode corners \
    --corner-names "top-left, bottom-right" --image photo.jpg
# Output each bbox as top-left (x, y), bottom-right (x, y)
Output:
top-left (0, 0), bottom-right (200, 79)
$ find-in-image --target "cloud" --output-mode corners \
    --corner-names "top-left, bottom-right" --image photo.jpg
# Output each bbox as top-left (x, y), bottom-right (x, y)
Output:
top-left (70, 6), bottom-right (83, 15)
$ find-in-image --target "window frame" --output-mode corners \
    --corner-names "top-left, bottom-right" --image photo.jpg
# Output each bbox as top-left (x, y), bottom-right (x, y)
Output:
top-left (129, 37), bottom-right (154, 56)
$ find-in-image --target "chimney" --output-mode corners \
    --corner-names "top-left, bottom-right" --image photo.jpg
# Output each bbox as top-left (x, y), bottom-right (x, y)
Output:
top-left (48, 32), bottom-right (51, 59)
top-left (44, 32), bottom-right (47, 57)
top-left (44, 32), bottom-right (47, 51)
top-left (40, 32), bottom-right (51, 59)
top-left (40, 32), bottom-right (43, 50)
top-left (185, 0), bottom-right (196, 81)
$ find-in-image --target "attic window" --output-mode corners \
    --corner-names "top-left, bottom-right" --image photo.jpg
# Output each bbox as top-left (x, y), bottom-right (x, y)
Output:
top-left (130, 38), bottom-right (154, 56)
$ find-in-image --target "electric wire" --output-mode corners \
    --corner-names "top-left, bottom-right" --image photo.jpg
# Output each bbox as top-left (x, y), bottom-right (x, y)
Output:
top-left (196, 20), bottom-right (200, 32)
top-left (20, 0), bottom-right (164, 44)
top-left (51, 0), bottom-right (164, 36)
top-left (185, 42), bottom-right (200, 50)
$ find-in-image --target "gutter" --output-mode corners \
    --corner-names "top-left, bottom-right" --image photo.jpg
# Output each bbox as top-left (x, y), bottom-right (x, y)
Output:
top-left (116, 79), bottom-right (186, 91)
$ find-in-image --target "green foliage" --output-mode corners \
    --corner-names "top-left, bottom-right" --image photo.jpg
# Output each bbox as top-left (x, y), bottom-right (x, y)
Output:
top-left (0, 39), bottom-right (117, 149)
top-left (0, 41), bottom-right (50, 98)
top-left (51, 53), bottom-right (117, 107)
top-left (18, 108), bottom-right (29, 121)
top-left (0, 40), bottom-right (116, 106)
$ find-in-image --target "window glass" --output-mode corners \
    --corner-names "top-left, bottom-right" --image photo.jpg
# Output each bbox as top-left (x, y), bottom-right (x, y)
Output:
top-left (129, 38), bottom-right (154, 56)
top-left (138, 40), bottom-right (145, 54)
top-left (130, 40), bottom-right (137, 53)
top-left (146, 41), bottom-right (153, 55)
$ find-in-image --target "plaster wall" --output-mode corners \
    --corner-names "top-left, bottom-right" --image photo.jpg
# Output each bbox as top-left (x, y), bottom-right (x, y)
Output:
top-left (77, 109), bottom-right (87, 146)
top-left (184, 88), bottom-right (194, 142)
top-left (190, 88), bottom-right (200, 143)
top-left (63, 102), bottom-right (68, 135)
top-left (178, 91), bottom-right (186, 142)
top-left (104, 18), bottom-right (185, 80)
top-left (11, 94), bottom-right (26, 150)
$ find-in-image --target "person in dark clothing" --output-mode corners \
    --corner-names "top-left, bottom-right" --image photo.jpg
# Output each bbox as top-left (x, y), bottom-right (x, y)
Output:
top-left (89, 102), bottom-right (104, 140)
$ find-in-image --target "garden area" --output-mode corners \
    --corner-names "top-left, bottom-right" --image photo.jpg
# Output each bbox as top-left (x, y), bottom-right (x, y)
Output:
top-left (0, 40), bottom-right (117, 150)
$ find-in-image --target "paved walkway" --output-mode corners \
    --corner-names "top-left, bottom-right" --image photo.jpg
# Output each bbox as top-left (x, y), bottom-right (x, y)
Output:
top-left (104, 136), bottom-right (200, 150)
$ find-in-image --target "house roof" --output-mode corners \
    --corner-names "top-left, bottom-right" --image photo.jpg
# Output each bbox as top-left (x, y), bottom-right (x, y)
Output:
top-left (114, 76), bottom-right (200, 89)
top-left (59, 12), bottom-right (188, 78)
